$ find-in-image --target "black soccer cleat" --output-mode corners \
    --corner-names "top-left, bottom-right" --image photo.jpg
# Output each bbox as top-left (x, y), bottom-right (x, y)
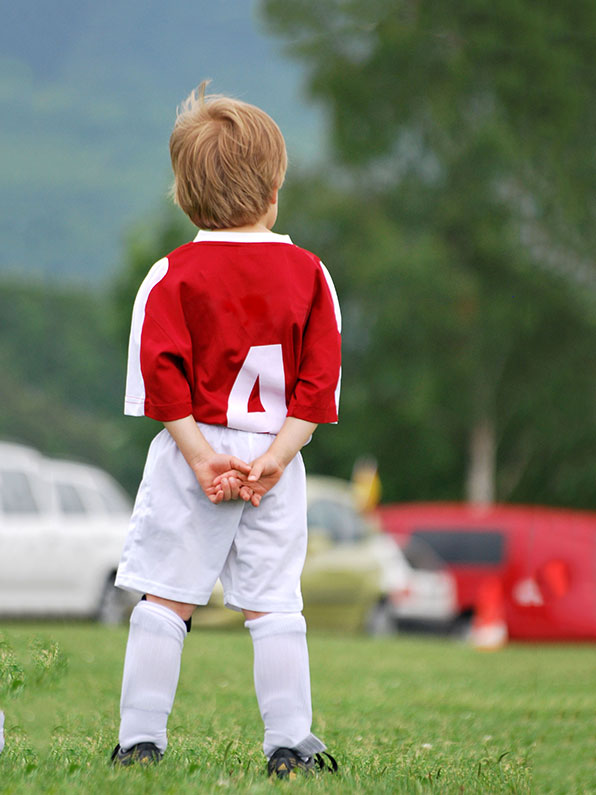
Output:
top-left (110, 742), bottom-right (163, 766)
top-left (267, 746), bottom-right (338, 779)
top-left (268, 747), bottom-right (314, 779)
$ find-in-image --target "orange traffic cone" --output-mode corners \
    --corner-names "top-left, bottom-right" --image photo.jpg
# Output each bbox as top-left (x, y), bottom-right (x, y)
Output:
top-left (471, 576), bottom-right (508, 650)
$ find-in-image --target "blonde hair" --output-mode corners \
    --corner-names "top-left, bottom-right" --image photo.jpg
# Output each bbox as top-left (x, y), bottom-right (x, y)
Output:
top-left (169, 81), bottom-right (288, 229)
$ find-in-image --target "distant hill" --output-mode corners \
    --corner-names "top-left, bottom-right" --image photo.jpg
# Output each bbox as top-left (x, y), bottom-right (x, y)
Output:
top-left (0, 0), bottom-right (325, 283)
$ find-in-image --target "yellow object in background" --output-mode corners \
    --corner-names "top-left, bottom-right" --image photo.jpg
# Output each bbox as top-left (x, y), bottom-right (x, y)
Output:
top-left (352, 456), bottom-right (382, 513)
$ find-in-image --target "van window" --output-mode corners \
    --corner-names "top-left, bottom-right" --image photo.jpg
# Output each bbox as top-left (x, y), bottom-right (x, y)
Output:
top-left (55, 482), bottom-right (88, 514)
top-left (411, 529), bottom-right (505, 565)
top-left (1, 470), bottom-right (39, 514)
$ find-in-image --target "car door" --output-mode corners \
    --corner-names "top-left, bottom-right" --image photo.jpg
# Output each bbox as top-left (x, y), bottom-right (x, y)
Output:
top-left (0, 465), bottom-right (62, 614)
top-left (49, 477), bottom-right (102, 611)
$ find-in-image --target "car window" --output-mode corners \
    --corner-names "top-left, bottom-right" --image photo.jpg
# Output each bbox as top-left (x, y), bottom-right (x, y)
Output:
top-left (55, 482), bottom-right (88, 514)
top-left (401, 537), bottom-right (443, 571)
top-left (411, 528), bottom-right (505, 565)
top-left (307, 498), bottom-right (367, 543)
top-left (1, 470), bottom-right (40, 514)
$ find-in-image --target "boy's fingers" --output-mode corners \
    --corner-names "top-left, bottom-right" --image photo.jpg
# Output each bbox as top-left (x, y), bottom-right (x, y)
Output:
top-left (228, 477), bottom-right (242, 500)
top-left (230, 456), bottom-right (251, 474)
top-left (248, 461), bottom-right (264, 482)
top-left (220, 477), bottom-right (232, 501)
top-left (239, 485), bottom-right (253, 502)
top-left (213, 468), bottom-right (248, 485)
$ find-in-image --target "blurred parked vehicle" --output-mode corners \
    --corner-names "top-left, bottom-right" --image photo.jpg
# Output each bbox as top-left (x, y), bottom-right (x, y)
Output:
top-left (368, 534), bottom-right (457, 634)
top-left (303, 475), bottom-right (394, 633)
top-left (378, 502), bottom-right (596, 640)
top-left (0, 441), bottom-right (135, 623)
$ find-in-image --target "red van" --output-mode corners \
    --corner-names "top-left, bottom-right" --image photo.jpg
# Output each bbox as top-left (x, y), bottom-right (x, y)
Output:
top-left (377, 503), bottom-right (596, 640)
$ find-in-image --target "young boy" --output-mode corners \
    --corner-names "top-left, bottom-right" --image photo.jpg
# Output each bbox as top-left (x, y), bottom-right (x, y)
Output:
top-left (111, 82), bottom-right (341, 778)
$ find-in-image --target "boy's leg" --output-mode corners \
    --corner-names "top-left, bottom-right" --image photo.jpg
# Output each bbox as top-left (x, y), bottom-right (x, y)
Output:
top-left (113, 426), bottom-right (245, 762)
top-left (117, 597), bottom-right (191, 755)
top-left (221, 439), bottom-right (333, 773)
top-left (244, 611), bottom-right (325, 760)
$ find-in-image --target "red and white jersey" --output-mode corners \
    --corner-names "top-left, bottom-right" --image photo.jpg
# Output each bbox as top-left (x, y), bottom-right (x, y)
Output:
top-left (124, 229), bottom-right (341, 433)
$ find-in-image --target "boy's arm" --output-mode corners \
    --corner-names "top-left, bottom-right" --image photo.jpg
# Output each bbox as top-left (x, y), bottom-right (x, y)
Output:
top-left (216, 417), bottom-right (317, 507)
top-left (163, 415), bottom-right (251, 503)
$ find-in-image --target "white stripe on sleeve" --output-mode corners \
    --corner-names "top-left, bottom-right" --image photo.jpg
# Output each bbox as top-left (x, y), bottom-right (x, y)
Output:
top-left (319, 260), bottom-right (342, 417)
top-left (124, 257), bottom-right (170, 416)
top-left (319, 261), bottom-right (342, 333)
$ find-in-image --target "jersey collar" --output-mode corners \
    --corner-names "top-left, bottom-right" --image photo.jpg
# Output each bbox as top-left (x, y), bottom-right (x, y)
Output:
top-left (193, 230), bottom-right (293, 244)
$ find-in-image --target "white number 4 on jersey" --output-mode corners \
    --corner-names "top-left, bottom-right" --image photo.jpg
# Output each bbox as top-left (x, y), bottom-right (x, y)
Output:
top-left (226, 344), bottom-right (287, 433)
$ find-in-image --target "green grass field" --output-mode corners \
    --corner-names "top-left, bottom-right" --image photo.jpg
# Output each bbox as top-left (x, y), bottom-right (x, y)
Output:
top-left (0, 623), bottom-right (594, 794)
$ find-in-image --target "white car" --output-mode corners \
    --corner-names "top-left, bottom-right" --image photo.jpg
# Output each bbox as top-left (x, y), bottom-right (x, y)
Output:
top-left (0, 441), bottom-right (136, 622)
top-left (371, 533), bottom-right (457, 633)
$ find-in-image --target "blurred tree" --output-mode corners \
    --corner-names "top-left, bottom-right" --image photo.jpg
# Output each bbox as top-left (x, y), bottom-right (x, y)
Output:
top-left (0, 278), bottom-right (130, 486)
top-left (262, 0), bottom-right (596, 506)
top-left (275, 173), bottom-right (596, 508)
top-left (111, 204), bottom-right (196, 347)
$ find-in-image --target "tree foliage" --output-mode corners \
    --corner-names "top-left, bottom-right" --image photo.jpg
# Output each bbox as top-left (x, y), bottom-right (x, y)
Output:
top-left (5, 1), bottom-right (596, 509)
top-left (262, 0), bottom-right (596, 506)
top-left (0, 278), bottom-right (134, 488)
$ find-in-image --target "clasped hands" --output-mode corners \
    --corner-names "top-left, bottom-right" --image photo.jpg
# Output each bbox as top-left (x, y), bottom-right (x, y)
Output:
top-left (192, 451), bottom-right (284, 508)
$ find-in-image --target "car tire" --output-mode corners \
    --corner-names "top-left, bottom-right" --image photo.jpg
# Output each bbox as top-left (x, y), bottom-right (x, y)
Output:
top-left (365, 599), bottom-right (398, 636)
top-left (97, 574), bottom-right (133, 625)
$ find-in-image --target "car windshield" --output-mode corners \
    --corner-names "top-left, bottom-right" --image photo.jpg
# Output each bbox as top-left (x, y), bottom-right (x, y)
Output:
top-left (49, 465), bottom-right (132, 516)
top-left (307, 497), bottom-right (368, 543)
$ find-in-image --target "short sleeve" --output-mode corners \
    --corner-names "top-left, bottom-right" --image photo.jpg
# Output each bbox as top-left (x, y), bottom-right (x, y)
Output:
top-left (137, 314), bottom-right (193, 421)
top-left (124, 257), bottom-right (193, 422)
top-left (287, 261), bottom-right (342, 424)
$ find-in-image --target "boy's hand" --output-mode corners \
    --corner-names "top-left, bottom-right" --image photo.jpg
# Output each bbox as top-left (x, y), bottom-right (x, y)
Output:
top-left (211, 418), bottom-right (318, 507)
top-left (191, 454), bottom-right (251, 504)
top-left (245, 453), bottom-right (285, 506)
top-left (220, 453), bottom-right (285, 507)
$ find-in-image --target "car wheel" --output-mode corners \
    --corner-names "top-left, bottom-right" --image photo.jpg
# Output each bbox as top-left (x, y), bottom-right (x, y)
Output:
top-left (365, 599), bottom-right (398, 636)
top-left (97, 575), bottom-right (133, 625)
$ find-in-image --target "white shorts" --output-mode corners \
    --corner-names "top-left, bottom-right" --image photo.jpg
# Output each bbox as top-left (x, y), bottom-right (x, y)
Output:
top-left (115, 424), bottom-right (307, 613)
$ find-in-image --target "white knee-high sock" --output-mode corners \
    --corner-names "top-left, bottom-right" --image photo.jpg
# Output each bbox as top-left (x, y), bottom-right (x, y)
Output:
top-left (119, 600), bottom-right (187, 753)
top-left (245, 612), bottom-right (326, 759)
